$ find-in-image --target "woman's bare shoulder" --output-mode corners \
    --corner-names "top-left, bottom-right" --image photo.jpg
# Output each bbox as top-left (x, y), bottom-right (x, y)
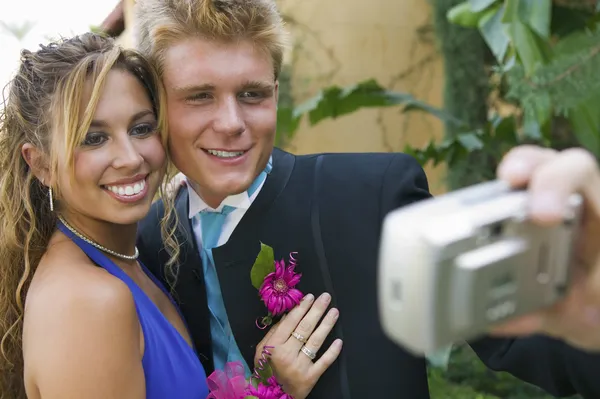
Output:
top-left (23, 239), bottom-right (142, 395)
top-left (25, 239), bottom-right (135, 325)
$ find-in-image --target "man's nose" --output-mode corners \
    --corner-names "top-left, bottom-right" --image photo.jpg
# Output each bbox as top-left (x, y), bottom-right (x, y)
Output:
top-left (213, 97), bottom-right (245, 136)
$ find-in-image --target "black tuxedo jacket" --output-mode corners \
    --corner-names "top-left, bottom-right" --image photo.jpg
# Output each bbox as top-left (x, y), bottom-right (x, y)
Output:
top-left (138, 148), bottom-right (600, 398)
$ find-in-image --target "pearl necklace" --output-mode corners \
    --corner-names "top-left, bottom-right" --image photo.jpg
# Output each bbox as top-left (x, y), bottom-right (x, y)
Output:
top-left (58, 216), bottom-right (139, 261)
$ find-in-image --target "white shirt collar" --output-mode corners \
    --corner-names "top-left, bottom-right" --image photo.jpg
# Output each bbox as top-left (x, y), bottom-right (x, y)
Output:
top-left (187, 184), bottom-right (252, 218)
top-left (187, 155), bottom-right (272, 218)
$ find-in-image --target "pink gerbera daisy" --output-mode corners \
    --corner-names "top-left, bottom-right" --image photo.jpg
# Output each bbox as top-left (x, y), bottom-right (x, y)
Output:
top-left (242, 377), bottom-right (291, 399)
top-left (258, 259), bottom-right (303, 316)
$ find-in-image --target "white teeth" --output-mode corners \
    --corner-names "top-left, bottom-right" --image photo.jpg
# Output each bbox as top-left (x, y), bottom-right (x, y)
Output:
top-left (207, 149), bottom-right (244, 158)
top-left (106, 179), bottom-right (146, 197)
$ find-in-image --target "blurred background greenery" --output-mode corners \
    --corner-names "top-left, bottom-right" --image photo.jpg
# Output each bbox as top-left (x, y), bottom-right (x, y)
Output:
top-left (427, 344), bottom-right (580, 398)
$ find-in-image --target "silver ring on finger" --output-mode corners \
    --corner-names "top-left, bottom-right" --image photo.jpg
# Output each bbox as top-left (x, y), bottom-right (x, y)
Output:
top-left (291, 331), bottom-right (308, 343)
top-left (301, 345), bottom-right (317, 360)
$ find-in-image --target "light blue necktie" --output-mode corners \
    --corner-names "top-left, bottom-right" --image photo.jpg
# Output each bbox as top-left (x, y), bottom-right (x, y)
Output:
top-left (199, 205), bottom-right (249, 373)
top-left (197, 156), bottom-right (273, 374)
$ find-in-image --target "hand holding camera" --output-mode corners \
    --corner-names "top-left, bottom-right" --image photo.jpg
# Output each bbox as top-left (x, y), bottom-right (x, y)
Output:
top-left (379, 145), bottom-right (600, 354)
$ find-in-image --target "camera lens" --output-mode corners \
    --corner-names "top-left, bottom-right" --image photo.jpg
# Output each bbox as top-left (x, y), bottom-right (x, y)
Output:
top-left (489, 223), bottom-right (503, 238)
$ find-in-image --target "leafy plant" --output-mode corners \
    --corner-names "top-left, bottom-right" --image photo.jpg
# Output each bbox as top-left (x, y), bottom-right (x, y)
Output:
top-left (404, 0), bottom-right (600, 182)
top-left (275, 79), bottom-right (461, 147)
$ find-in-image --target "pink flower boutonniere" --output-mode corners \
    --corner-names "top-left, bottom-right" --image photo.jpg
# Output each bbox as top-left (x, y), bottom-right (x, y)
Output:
top-left (250, 243), bottom-right (303, 328)
top-left (207, 243), bottom-right (300, 399)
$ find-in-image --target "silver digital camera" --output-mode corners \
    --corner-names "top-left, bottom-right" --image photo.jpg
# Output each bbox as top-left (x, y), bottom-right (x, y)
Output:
top-left (377, 180), bottom-right (583, 356)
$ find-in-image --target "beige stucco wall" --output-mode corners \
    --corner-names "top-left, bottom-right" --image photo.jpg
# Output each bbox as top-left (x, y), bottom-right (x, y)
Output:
top-left (278, 0), bottom-right (447, 194)
top-left (118, 0), bottom-right (447, 194)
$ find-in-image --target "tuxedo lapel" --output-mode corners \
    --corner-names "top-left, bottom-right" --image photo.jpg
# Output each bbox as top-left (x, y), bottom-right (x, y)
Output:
top-left (172, 188), bottom-right (214, 371)
top-left (212, 149), bottom-right (296, 363)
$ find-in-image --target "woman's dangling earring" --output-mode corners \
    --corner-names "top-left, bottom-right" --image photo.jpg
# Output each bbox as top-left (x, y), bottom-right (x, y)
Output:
top-left (42, 179), bottom-right (54, 212)
top-left (48, 186), bottom-right (54, 212)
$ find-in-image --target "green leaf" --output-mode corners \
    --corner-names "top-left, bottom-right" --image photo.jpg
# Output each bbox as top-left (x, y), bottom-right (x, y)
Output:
top-left (255, 362), bottom-right (274, 383)
top-left (469, 0), bottom-right (497, 12)
top-left (499, 48), bottom-right (517, 71)
top-left (250, 243), bottom-right (275, 290)
top-left (520, 0), bottom-right (552, 39)
top-left (243, 396), bottom-right (259, 399)
top-left (530, 93), bottom-right (552, 127)
top-left (404, 131), bottom-right (484, 167)
top-left (275, 107), bottom-right (301, 146)
top-left (502, 0), bottom-right (552, 39)
top-left (597, 0), bottom-right (600, 13)
top-left (89, 25), bottom-right (105, 35)
top-left (293, 79), bottom-right (399, 125)
top-left (401, 98), bottom-right (465, 128)
top-left (447, 2), bottom-right (488, 27)
top-left (478, 5), bottom-right (510, 63)
top-left (291, 79), bottom-right (464, 129)
top-left (522, 115), bottom-right (543, 141)
top-left (569, 102), bottom-right (600, 157)
top-left (502, 0), bottom-right (518, 23)
top-left (456, 132), bottom-right (485, 150)
top-left (510, 20), bottom-right (551, 75)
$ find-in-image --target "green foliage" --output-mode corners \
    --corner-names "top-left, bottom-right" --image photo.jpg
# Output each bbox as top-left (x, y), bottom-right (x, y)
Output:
top-left (404, 114), bottom-right (520, 172)
top-left (275, 79), bottom-right (462, 147)
top-left (406, 0), bottom-right (600, 185)
top-left (89, 25), bottom-right (107, 35)
top-left (432, 344), bottom-right (581, 398)
top-left (507, 28), bottom-right (600, 112)
top-left (428, 367), bottom-right (501, 398)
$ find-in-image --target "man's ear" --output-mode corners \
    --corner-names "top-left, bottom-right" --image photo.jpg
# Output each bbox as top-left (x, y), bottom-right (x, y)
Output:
top-left (21, 143), bottom-right (50, 186)
top-left (274, 80), bottom-right (279, 107)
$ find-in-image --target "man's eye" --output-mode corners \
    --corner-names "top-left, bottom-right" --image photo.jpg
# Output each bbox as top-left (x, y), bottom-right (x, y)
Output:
top-left (240, 91), bottom-right (265, 101)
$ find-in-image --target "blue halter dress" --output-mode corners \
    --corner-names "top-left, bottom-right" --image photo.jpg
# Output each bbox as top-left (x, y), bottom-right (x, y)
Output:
top-left (57, 222), bottom-right (209, 399)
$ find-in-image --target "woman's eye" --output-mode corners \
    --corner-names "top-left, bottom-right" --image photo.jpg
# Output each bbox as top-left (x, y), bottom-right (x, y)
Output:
top-left (82, 132), bottom-right (107, 146)
top-left (130, 123), bottom-right (156, 137)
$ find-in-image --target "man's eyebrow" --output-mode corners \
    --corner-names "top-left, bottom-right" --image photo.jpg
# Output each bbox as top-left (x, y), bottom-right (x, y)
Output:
top-left (171, 83), bottom-right (216, 94)
top-left (171, 81), bottom-right (275, 94)
top-left (241, 80), bottom-right (275, 91)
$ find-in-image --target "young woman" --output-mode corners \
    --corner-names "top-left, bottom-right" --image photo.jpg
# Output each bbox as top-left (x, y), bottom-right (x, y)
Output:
top-left (0, 33), bottom-right (340, 398)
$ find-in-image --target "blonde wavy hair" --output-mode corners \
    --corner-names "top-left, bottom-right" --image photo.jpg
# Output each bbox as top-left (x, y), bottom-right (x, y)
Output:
top-left (0, 32), bottom-right (180, 398)
top-left (134, 0), bottom-right (288, 80)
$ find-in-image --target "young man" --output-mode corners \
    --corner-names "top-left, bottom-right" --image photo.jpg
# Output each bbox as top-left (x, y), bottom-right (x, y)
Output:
top-left (135, 1), bottom-right (600, 397)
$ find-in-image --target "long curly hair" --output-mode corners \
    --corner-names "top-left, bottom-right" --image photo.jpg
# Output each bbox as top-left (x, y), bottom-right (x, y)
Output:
top-left (0, 32), bottom-right (180, 398)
